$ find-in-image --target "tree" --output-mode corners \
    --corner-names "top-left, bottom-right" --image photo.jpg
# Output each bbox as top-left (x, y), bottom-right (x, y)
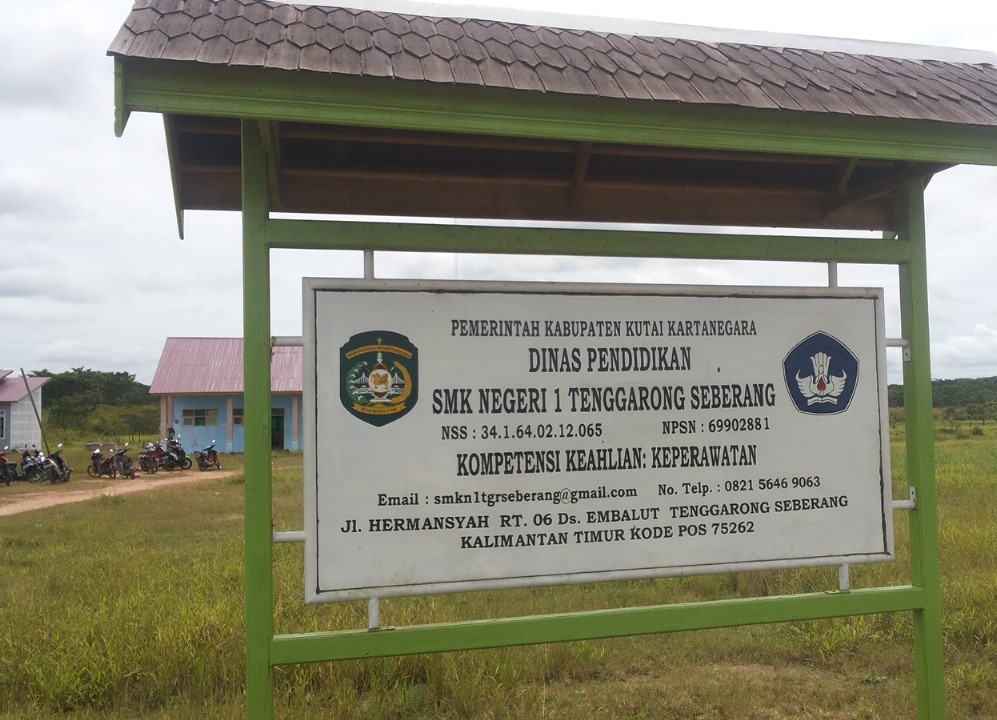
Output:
top-left (31, 368), bottom-right (156, 432)
top-left (887, 377), bottom-right (997, 409)
top-left (32, 367), bottom-right (151, 407)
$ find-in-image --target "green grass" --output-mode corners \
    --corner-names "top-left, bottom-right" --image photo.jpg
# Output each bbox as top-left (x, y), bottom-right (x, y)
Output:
top-left (1, 434), bottom-right (994, 719)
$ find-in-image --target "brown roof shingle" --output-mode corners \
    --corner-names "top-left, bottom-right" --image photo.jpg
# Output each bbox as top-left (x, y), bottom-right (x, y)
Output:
top-left (109, 0), bottom-right (997, 127)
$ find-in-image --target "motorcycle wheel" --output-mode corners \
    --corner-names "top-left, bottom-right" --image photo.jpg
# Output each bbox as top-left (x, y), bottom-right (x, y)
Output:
top-left (27, 467), bottom-right (44, 483)
top-left (181, 457), bottom-right (192, 470)
top-left (87, 465), bottom-right (98, 478)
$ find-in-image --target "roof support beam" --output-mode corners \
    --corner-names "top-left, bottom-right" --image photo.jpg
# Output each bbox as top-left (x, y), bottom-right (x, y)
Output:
top-left (829, 157), bottom-right (859, 198)
top-left (823, 162), bottom-right (951, 216)
top-left (273, 121), bottom-right (895, 169)
top-left (265, 219), bottom-right (912, 265)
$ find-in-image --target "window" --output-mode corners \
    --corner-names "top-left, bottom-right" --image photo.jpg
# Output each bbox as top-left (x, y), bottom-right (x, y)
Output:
top-left (233, 408), bottom-right (244, 426)
top-left (182, 408), bottom-right (219, 427)
top-left (0, 410), bottom-right (5, 439)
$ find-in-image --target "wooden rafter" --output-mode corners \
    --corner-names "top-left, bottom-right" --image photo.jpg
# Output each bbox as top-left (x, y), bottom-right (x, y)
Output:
top-left (829, 157), bottom-right (860, 198)
top-left (823, 162), bottom-right (952, 217)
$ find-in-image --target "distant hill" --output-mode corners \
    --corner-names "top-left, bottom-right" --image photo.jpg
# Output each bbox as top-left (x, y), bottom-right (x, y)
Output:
top-left (888, 377), bottom-right (997, 408)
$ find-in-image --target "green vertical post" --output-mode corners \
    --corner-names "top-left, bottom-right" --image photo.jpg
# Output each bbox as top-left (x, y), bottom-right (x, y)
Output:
top-left (242, 119), bottom-right (276, 720)
top-left (897, 180), bottom-right (946, 719)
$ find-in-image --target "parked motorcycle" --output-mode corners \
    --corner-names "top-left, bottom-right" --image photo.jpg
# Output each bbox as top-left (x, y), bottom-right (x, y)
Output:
top-left (151, 438), bottom-right (191, 472)
top-left (151, 440), bottom-right (174, 471)
top-left (138, 442), bottom-right (158, 474)
top-left (114, 444), bottom-right (137, 479)
top-left (147, 440), bottom-right (181, 472)
top-left (1, 446), bottom-right (16, 486)
top-left (43, 444), bottom-right (72, 484)
top-left (86, 447), bottom-right (117, 478)
top-left (18, 446), bottom-right (46, 483)
top-left (166, 437), bottom-right (193, 471)
top-left (194, 440), bottom-right (221, 471)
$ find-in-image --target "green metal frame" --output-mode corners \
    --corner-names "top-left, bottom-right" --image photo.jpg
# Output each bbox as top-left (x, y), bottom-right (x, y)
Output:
top-left (113, 49), bottom-right (969, 715)
top-left (116, 59), bottom-right (997, 165)
top-left (239, 117), bottom-right (944, 718)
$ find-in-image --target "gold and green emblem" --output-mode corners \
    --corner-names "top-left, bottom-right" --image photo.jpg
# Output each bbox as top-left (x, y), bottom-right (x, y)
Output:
top-left (340, 331), bottom-right (418, 426)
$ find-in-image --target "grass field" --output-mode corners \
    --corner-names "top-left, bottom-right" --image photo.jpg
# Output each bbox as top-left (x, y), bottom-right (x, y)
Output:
top-left (0, 432), bottom-right (994, 719)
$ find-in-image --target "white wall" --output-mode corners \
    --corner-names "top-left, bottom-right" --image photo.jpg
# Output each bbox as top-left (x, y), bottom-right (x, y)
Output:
top-left (10, 391), bottom-right (43, 448)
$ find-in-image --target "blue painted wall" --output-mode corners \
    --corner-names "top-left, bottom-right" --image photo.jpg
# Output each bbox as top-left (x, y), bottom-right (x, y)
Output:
top-left (167, 394), bottom-right (302, 453)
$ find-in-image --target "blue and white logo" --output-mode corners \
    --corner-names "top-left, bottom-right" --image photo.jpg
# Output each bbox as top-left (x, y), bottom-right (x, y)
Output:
top-left (783, 332), bottom-right (858, 415)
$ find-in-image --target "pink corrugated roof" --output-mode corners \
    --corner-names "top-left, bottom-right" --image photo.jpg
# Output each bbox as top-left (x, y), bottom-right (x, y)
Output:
top-left (0, 373), bottom-right (48, 402)
top-left (148, 338), bottom-right (302, 395)
top-left (270, 346), bottom-right (302, 393)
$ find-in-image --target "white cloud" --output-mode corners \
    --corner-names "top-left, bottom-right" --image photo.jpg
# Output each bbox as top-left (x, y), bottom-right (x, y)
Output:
top-left (931, 324), bottom-right (997, 379)
top-left (1, 1), bottom-right (995, 384)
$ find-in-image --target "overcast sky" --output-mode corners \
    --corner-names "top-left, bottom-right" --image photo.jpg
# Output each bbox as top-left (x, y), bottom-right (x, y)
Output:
top-left (2, 0), bottom-right (996, 385)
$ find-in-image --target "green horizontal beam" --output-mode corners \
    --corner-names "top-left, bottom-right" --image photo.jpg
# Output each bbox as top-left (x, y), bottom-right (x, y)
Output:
top-left (116, 58), bottom-right (997, 166)
top-left (270, 586), bottom-right (925, 666)
top-left (266, 219), bottom-right (912, 264)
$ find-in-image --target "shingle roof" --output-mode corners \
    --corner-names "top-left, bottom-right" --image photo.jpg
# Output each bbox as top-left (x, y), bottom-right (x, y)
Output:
top-left (149, 338), bottom-right (302, 394)
top-left (108, 0), bottom-right (997, 127)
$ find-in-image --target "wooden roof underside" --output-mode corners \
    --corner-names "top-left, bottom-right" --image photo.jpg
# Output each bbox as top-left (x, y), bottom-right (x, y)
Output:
top-left (110, 0), bottom-right (997, 232)
top-left (170, 116), bottom-right (934, 229)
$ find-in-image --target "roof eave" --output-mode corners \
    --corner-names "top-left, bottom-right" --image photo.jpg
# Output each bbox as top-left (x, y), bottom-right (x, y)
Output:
top-left (114, 56), bottom-right (997, 167)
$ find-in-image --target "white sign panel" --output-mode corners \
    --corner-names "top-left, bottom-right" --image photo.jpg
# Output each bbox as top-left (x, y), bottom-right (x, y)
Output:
top-left (304, 281), bottom-right (892, 602)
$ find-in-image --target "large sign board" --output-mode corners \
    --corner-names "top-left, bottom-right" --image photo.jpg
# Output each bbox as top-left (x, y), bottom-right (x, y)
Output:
top-left (304, 280), bottom-right (892, 603)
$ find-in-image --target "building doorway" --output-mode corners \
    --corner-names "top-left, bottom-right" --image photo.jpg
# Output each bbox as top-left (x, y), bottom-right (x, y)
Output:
top-left (271, 408), bottom-right (285, 450)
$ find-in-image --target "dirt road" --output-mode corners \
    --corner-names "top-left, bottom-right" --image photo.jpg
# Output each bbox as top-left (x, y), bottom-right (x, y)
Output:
top-left (0, 469), bottom-right (241, 517)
